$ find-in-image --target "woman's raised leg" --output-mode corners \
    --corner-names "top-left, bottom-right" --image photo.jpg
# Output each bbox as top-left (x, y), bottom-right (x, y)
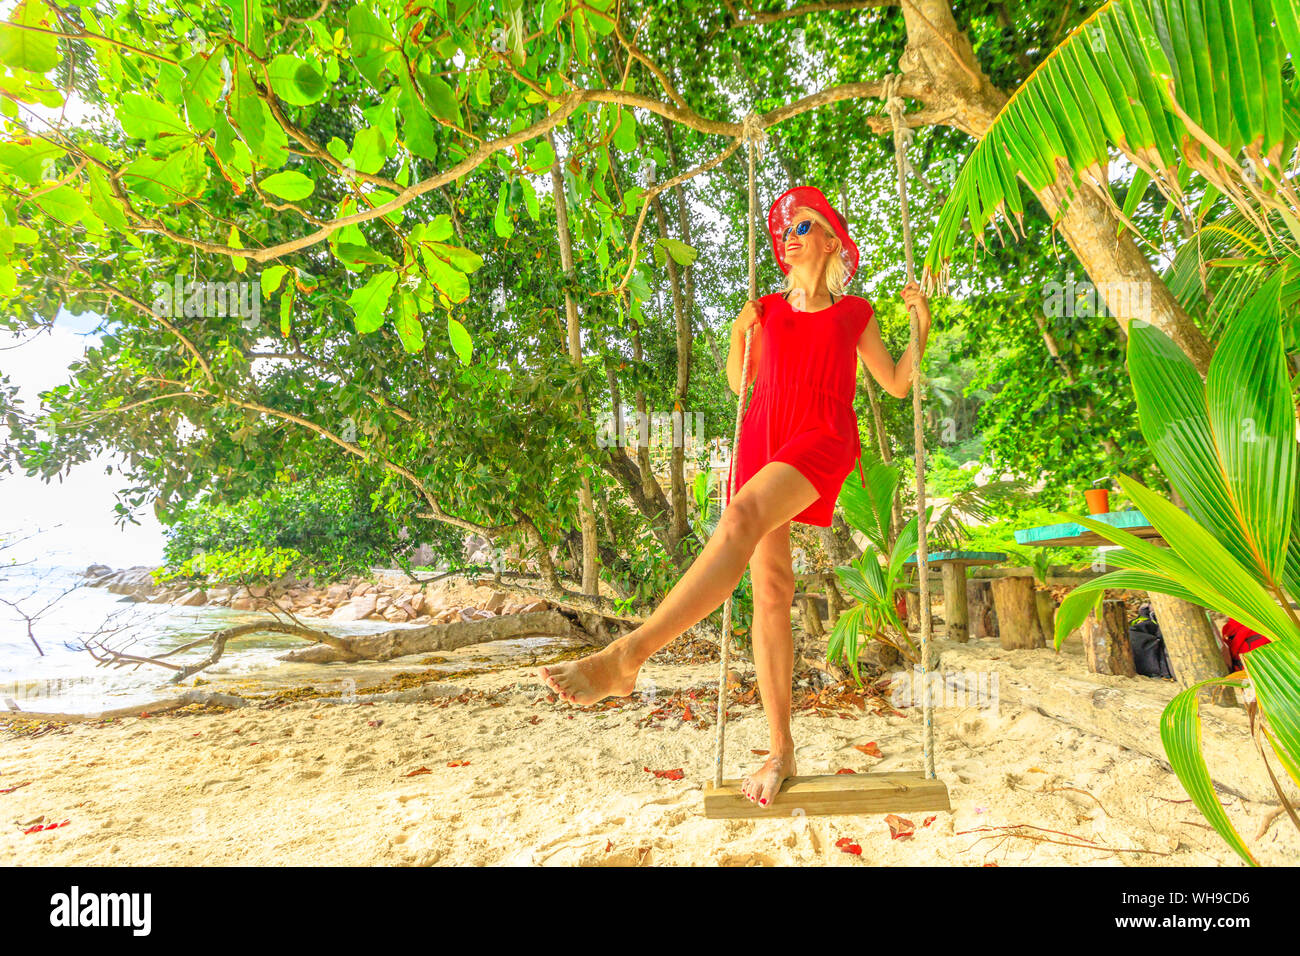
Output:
top-left (538, 461), bottom-right (820, 705)
top-left (740, 522), bottom-right (798, 806)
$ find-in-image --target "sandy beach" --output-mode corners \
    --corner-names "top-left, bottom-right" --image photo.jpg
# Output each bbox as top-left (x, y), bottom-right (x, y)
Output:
top-left (3, 621), bottom-right (1297, 867)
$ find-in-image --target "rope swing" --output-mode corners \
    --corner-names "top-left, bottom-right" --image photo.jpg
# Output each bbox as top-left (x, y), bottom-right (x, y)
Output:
top-left (712, 111), bottom-right (764, 792)
top-left (704, 89), bottom-right (947, 818)
top-left (884, 71), bottom-right (936, 781)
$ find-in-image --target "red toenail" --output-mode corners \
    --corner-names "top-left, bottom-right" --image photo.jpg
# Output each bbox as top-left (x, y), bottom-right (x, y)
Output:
top-left (760, 799), bottom-right (767, 805)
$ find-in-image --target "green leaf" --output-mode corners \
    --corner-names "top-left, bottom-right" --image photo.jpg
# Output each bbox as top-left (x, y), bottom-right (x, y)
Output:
top-left (417, 70), bottom-right (462, 126)
top-left (31, 185), bottom-right (86, 223)
top-left (268, 54), bottom-right (326, 106)
top-left (1128, 275), bottom-right (1294, 591)
top-left (420, 246), bottom-right (471, 302)
top-left (347, 270), bottom-right (399, 334)
top-left (493, 181), bottom-right (514, 238)
top-left (448, 316), bottom-right (472, 364)
top-left (1204, 275), bottom-right (1293, 582)
top-left (543, 0), bottom-right (566, 32)
top-left (260, 265), bottom-right (290, 297)
top-left (613, 109), bottom-right (637, 151)
top-left (521, 177), bottom-right (539, 221)
top-left (348, 5), bottom-right (395, 86)
top-left (397, 75), bottom-right (440, 160)
top-left (659, 237), bottom-right (696, 266)
top-left (1161, 678), bottom-right (1257, 865)
top-left (349, 126), bottom-right (388, 175)
top-left (229, 67), bottom-right (266, 156)
top-left (279, 281), bottom-right (295, 337)
top-left (1245, 640), bottom-right (1300, 790)
top-left (0, 0), bottom-right (59, 74)
top-left (259, 170), bottom-right (315, 201)
top-left (0, 139), bottom-right (60, 185)
top-left (119, 94), bottom-right (190, 141)
top-left (229, 223), bottom-right (246, 274)
top-left (395, 291), bottom-right (424, 353)
top-left (179, 51), bottom-right (225, 131)
top-left (527, 139), bottom-right (555, 173)
top-left (422, 239), bottom-right (483, 274)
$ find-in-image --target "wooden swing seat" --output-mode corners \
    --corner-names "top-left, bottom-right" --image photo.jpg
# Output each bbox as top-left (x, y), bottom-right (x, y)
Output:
top-left (703, 771), bottom-right (951, 819)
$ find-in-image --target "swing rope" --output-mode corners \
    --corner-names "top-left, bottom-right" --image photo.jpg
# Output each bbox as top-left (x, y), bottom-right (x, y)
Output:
top-left (711, 85), bottom-right (935, 790)
top-left (713, 112), bottom-right (765, 790)
top-left (885, 71), bottom-right (936, 780)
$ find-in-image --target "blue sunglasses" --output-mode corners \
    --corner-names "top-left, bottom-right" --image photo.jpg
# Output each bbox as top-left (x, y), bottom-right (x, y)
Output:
top-left (781, 218), bottom-right (816, 243)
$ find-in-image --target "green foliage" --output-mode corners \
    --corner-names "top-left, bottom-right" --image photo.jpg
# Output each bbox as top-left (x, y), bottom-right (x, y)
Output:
top-left (159, 474), bottom-right (453, 584)
top-left (152, 544), bottom-right (302, 586)
top-left (1051, 276), bottom-right (1300, 866)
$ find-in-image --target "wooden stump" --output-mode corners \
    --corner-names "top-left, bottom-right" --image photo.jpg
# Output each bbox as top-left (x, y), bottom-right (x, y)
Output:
top-left (797, 594), bottom-right (824, 639)
top-left (967, 579), bottom-right (993, 640)
top-left (1082, 599), bottom-right (1137, 676)
top-left (1034, 590), bottom-right (1057, 646)
top-left (1147, 591), bottom-right (1236, 707)
top-left (990, 577), bottom-right (1045, 650)
top-left (904, 588), bottom-right (920, 628)
top-left (940, 562), bottom-right (970, 643)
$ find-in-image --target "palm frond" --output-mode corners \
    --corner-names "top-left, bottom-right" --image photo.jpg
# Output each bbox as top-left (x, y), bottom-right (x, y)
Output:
top-left (925, 0), bottom-right (1300, 289)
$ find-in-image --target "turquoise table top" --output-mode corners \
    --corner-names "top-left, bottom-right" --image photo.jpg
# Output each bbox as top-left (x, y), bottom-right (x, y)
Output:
top-left (1014, 509), bottom-right (1161, 548)
top-left (903, 550), bottom-right (1007, 565)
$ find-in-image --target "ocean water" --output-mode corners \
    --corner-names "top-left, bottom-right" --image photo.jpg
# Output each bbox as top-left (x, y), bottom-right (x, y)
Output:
top-left (0, 563), bottom-right (421, 715)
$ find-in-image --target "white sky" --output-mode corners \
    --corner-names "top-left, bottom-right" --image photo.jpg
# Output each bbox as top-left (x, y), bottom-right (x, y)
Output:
top-left (1, 310), bottom-right (167, 568)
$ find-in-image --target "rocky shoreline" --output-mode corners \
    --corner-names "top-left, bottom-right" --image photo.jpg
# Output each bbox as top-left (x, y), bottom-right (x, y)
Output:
top-left (81, 564), bottom-right (550, 626)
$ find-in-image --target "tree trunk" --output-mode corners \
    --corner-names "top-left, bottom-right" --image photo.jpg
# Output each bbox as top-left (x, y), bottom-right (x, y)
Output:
top-left (1147, 591), bottom-right (1236, 707)
top-left (900, 0), bottom-right (1213, 376)
top-left (650, 190), bottom-right (692, 550)
top-left (547, 131), bottom-right (600, 601)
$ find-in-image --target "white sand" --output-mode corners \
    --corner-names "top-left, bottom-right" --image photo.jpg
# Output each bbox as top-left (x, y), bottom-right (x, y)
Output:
top-left (2, 635), bottom-right (1297, 866)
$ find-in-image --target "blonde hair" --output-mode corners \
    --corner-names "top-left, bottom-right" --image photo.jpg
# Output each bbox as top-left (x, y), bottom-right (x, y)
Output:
top-left (777, 206), bottom-right (851, 298)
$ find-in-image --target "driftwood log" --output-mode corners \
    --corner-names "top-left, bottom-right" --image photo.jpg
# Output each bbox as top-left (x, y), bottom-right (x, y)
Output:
top-left (278, 609), bottom-right (588, 664)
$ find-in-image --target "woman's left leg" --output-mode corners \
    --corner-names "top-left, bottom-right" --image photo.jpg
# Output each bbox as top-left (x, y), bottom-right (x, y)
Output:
top-left (741, 520), bottom-right (798, 806)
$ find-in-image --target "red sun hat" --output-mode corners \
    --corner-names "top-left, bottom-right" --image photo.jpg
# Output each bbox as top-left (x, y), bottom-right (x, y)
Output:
top-left (767, 185), bottom-right (860, 284)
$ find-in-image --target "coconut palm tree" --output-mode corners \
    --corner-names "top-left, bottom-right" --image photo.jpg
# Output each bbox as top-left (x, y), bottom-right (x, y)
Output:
top-left (923, 0), bottom-right (1300, 864)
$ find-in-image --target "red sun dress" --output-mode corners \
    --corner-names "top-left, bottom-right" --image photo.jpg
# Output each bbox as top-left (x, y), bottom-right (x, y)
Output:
top-left (726, 291), bottom-right (872, 527)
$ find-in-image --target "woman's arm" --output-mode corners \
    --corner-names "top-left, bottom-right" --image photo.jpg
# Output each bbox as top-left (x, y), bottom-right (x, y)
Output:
top-left (855, 283), bottom-right (931, 399)
top-left (726, 299), bottom-right (764, 395)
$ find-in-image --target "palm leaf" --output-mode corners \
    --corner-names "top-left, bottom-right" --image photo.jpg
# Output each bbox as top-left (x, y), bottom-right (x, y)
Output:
top-left (924, 0), bottom-right (1300, 287)
top-left (1161, 676), bottom-right (1258, 866)
top-left (1128, 274), bottom-right (1299, 599)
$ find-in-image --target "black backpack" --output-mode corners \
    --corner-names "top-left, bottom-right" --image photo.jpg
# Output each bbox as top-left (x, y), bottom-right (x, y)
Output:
top-left (1128, 603), bottom-right (1175, 680)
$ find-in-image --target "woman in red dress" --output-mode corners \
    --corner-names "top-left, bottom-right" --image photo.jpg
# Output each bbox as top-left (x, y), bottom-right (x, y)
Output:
top-left (540, 186), bottom-right (932, 807)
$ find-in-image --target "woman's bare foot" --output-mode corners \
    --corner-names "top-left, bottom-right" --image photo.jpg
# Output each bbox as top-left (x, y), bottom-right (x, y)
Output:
top-left (538, 637), bottom-right (641, 706)
top-left (741, 747), bottom-right (796, 807)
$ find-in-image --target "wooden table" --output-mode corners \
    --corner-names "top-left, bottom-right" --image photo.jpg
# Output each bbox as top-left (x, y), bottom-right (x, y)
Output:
top-left (1014, 510), bottom-right (1231, 699)
top-left (903, 550), bottom-right (1006, 643)
top-left (1013, 508), bottom-right (1166, 548)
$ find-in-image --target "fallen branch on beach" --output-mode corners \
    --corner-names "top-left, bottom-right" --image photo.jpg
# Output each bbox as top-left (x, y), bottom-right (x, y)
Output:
top-left (78, 607), bottom-right (597, 682)
top-left (276, 609), bottom-right (591, 664)
top-left (955, 824), bottom-right (1169, 858)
